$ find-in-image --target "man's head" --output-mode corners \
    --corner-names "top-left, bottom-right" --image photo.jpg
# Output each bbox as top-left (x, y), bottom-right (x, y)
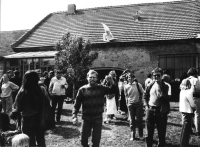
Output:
top-left (14, 70), bottom-right (20, 77)
top-left (2, 74), bottom-right (9, 83)
top-left (105, 75), bottom-right (113, 83)
top-left (147, 73), bottom-right (152, 78)
top-left (87, 70), bottom-right (98, 85)
top-left (55, 70), bottom-right (62, 79)
top-left (127, 72), bottom-right (136, 84)
top-left (48, 71), bottom-right (54, 78)
top-left (35, 69), bottom-right (42, 78)
top-left (187, 67), bottom-right (198, 77)
top-left (7, 70), bottom-right (12, 77)
top-left (109, 70), bottom-right (116, 79)
top-left (152, 67), bottom-right (163, 83)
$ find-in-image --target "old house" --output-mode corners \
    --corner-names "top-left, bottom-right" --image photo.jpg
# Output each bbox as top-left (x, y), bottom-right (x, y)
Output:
top-left (4, 0), bottom-right (200, 86)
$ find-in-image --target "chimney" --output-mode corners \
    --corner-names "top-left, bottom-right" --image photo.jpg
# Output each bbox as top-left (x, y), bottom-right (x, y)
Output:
top-left (134, 11), bottom-right (139, 22)
top-left (68, 4), bottom-right (76, 14)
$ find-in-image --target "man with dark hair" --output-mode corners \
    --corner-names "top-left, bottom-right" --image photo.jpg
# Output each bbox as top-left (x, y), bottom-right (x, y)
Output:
top-left (186, 67), bottom-right (200, 137)
top-left (72, 70), bottom-right (115, 147)
top-left (10, 70), bottom-right (22, 102)
top-left (49, 70), bottom-right (68, 123)
top-left (7, 70), bottom-right (13, 80)
top-left (44, 71), bottom-right (54, 90)
top-left (143, 67), bottom-right (171, 147)
top-left (162, 69), bottom-right (171, 84)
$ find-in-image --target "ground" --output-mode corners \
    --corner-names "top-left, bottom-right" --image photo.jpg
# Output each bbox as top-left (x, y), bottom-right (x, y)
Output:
top-left (45, 102), bottom-right (200, 147)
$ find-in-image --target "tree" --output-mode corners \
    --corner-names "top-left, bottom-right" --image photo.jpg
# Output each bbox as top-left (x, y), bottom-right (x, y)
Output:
top-left (54, 32), bottom-right (98, 99)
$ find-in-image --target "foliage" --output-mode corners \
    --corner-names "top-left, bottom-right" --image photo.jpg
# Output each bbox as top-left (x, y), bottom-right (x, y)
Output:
top-left (0, 30), bottom-right (28, 55)
top-left (54, 32), bottom-right (98, 91)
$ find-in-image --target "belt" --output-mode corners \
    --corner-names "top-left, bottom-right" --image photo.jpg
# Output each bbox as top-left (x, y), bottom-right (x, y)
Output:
top-left (149, 106), bottom-right (161, 110)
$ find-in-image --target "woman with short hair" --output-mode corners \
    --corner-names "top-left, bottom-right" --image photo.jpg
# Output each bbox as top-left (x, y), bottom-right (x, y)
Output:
top-left (1, 74), bottom-right (19, 114)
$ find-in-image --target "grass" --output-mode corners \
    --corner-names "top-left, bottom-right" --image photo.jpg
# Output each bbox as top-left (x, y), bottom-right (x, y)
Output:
top-left (45, 102), bottom-right (200, 147)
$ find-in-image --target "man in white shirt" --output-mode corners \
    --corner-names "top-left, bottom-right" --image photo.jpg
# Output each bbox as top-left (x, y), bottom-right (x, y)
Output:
top-left (143, 68), bottom-right (171, 147)
top-left (49, 70), bottom-right (68, 122)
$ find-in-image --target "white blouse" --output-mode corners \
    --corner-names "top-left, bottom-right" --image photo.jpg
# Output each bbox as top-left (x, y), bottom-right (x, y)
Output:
top-left (179, 89), bottom-right (194, 113)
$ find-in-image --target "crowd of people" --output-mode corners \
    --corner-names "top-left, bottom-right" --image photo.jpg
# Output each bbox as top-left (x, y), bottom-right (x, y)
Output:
top-left (72, 68), bottom-right (171, 147)
top-left (0, 67), bottom-right (200, 147)
top-left (0, 69), bottom-right (69, 147)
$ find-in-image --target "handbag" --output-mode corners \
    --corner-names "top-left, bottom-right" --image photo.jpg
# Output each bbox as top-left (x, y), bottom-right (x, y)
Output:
top-left (40, 87), bottom-right (55, 130)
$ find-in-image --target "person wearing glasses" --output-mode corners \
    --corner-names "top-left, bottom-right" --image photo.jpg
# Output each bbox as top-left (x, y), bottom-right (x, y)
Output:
top-left (124, 72), bottom-right (144, 141)
top-left (72, 70), bottom-right (115, 147)
top-left (143, 68), bottom-right (171, 147)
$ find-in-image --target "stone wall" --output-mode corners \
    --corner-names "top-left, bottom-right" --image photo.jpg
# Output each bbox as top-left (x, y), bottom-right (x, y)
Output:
top-left (91, 40), bottom-right (199, 84)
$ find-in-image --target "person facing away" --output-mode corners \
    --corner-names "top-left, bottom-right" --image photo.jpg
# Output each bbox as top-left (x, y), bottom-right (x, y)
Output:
top-left (1, 74), bottom-right (19, 114)
top-left (162, 69), bottom-right (171, 84)
top-left (40, 71), bottom-right (48, 86)
top-left (179, 78), bottom-right (194, 147)
top-left (10, 70), bottom-right (22, 88)
top-left (186, 67), bottom-right (200, 136)
top-left (10, 70), bottom-right (22, 103)
top-left (12, 133), bottom-right (30, 147)
top-left (13, 70), bottom-right (48, 146)
top-left (44, 71), bottom-right (54, 89)
top-left (49, 69), bottom-right (68, 123)
top-left (72, 70), bottom-right (115, 147)
top-left (124, 72), bottom-right (144, 141)
top-left (143, 67), bottom-right (171, 147)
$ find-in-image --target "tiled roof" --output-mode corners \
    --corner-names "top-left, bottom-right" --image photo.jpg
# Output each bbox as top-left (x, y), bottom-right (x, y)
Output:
top-left (12, 0), bottom-right (200, 49)
top-left (4, 51), bottom-right (57, 58)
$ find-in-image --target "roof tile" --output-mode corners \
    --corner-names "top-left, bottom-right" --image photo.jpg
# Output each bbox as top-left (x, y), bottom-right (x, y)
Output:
top-left (12, 0), bottom-right (200, 49)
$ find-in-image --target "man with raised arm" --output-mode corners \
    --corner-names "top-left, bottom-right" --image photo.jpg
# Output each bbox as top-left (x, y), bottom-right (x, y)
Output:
top-left (72, 70), bottom-right (115, 147)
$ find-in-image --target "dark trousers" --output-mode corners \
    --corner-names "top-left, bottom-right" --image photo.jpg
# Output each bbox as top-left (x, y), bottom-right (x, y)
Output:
top-left (180, 113), bottom-right (193, 147)
top-left (52, 95), bottom-right (65, 121)
top-left (81, 114), bottom-right (102, 147)
top-left (22, 117), bottom-right (46, 146)
top-left (145, 108), bottom-right (168, 147)
top-left (128, 104), bottom-right (143, 137)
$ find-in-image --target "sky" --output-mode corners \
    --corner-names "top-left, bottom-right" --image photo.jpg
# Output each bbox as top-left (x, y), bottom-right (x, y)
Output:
top-left (1, 0), bottom-right (181, 31)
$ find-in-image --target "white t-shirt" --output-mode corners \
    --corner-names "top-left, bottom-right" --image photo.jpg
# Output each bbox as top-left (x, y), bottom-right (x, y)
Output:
top-left (49, 77), bottom-right (68, 96)
top-left (1, 81), bottom-right (19, 97)
top-left (179, 89), bottom-right (193, 113)
top-left (149, 82), bottom-right (170, 107)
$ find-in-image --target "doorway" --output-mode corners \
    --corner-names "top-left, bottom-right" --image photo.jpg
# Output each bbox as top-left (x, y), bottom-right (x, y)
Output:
top-left (91, 67), bottom-right (124, 83)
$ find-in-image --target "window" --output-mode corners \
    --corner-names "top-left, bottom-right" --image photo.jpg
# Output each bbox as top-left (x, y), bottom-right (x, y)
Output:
top-left (159, 54), bottom-right (199, 80)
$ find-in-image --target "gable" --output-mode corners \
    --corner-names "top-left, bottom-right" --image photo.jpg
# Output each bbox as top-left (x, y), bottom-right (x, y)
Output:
top-left (12, 0), bottom-right (200, 50)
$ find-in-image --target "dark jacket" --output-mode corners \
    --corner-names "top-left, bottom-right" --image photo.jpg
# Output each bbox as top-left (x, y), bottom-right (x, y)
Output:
top-left (73, 84), bottom-right (115, 116)
top-left (143, 80), bottom-right (170, 114)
